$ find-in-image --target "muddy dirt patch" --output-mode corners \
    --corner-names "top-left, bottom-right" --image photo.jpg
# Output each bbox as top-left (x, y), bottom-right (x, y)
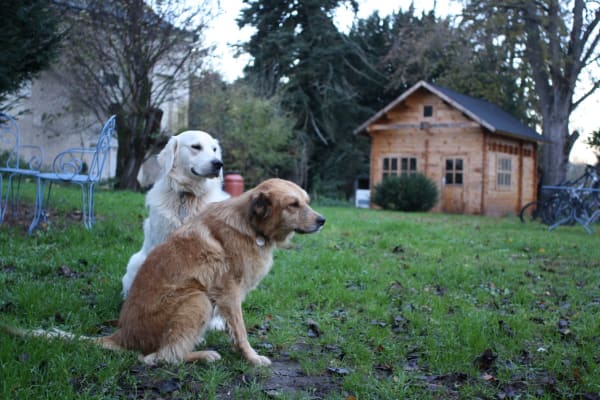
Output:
top-left (260, 357), bottom-right (341, 399)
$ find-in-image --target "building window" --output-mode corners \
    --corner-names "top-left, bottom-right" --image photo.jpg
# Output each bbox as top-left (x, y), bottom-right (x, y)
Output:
top-left (382, 156), bottom-right (417, 178)
top-left (445, 158), bottom-right (463, 185)
top-left (423, 105), bottom-right (433, 117)
top-left (497, 157), bottom-right (512, 187)
top-left (382, 157), bottom-right (397, 178)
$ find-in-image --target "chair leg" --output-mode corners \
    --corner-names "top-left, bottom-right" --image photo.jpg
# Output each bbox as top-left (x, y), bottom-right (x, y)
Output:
top-left (1, 174), bottom-right (19, 221)
top-left (5, 174), bottom-right (16, 219)
top-left (80, 184), bottom-right (89, 229)
top-left (13, 175), bottom-right (22, 217)
top-left (41, 181), bottom-right (54, 226)
top-left (88, 183), bottom-right (96, 228)
top-left (28, 177), bottom-right (44, 235)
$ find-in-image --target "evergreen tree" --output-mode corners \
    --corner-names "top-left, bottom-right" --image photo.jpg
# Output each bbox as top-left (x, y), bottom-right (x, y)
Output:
top-left (238, 0), bottom-right (363, 191)
top-left (0, 0), bottom-right (62, 105)
top-left (238, 1), bottom-right (540, 195)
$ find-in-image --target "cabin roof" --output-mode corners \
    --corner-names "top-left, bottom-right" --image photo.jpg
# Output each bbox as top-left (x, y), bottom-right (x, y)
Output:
top-left (353, 80), bottom-right (546, 143)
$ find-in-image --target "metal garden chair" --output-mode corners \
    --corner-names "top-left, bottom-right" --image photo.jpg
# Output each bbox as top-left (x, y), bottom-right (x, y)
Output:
top-left (33, 115), bottom-right (116, 231)
top-left (0, 112), bottom-right (44, 232)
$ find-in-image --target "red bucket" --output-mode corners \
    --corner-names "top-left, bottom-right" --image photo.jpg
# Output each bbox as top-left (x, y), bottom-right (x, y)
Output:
top-left (224, 173), bottom-right (244, 197)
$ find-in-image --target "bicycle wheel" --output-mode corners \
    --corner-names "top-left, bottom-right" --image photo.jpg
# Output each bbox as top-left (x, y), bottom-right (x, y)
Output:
top-left (519, 201), bottom-right (540, 223)
top-left (547, 197), bottom-right (575, 227)
top-left (540, 196), bottom-right (563, 225)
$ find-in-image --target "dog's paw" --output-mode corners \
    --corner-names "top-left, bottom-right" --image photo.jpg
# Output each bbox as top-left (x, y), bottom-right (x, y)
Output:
top-left (202, 350), bottom-right (222, 362)
top-left (183, 350), bottom-right (222, 363)
top-left (140, 353), bottom-right (158, 365)
top-left (248, 354), bottom-right (271, 366)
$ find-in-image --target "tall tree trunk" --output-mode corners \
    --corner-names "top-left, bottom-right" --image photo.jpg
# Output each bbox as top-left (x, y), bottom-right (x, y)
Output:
top-left (540, 117), bottom-right (569, 185)
top-left (112, 106), bottom-right (163, 190)
top-left (118, 153), bottom-right (145, 191)
top-left (521, 0), bottom-right (600, 185)
top-left (115, 116), bottom-right (144, 191)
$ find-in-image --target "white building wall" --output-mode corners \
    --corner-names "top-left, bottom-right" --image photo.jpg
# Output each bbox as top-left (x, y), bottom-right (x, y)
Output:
top-left (3, 66), bottom-right (189, 181)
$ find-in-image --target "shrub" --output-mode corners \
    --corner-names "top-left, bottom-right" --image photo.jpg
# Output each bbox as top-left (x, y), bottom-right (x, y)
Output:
top-left (373, 173), bottom-right (439, 211)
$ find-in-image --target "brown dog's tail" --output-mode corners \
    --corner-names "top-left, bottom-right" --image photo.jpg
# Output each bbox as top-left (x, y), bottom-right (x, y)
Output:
top-left (0, 322), bottom-right (123, 351)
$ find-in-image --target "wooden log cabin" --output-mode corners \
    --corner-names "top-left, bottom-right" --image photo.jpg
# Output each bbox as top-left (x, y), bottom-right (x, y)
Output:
top-left (354, 81), bottom-right (546, 216)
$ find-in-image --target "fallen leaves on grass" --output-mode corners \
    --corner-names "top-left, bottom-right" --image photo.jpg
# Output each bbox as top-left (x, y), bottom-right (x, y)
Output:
top-left (404, 348), bottom-right (421, 371)
top-left (344, 280), bottom-right (365, 291)
top-left (1, 262), bottom-right (16, 272)
top-left (374, 363), bottom-right (394, 377)
top-left (306, 318), bottom-right (321, 338)
top-left (557, 318), bottom-right (571, 337)
top-left (474, 348), bottom-right (497, 371)
top-left (0, 301), bottom-right (16, 313)
top-left (370, 319), bottom-right (387, 328)
top-left (391, 245), bottom-right (405, 254)
top-left (391, 315), bottom-right (409, 334)
top-left (330, 308), bottom-right (348, 323)
top-left (498, 319), bottom-right (514, 337)
top-left (415, 372), bottom-right (468, 398)
top-left (327, 367), bottom-right (350, 376)
top-left (249, 315), bottom-right (272, 338)
top-left (58, 265), bottom-right (85, 279)
top-left (108, 365), bottom-right (189, 399)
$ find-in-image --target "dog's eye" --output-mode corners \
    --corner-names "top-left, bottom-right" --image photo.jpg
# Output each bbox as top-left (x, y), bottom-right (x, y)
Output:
top-left (213, 147), bottom-right (217, 152)
top-left (289, 200), bottom-right (300, 208)
top-left (191, 144), bottom-right (203, 151)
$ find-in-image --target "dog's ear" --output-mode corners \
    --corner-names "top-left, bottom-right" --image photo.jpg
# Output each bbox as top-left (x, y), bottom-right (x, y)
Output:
top-left (157, 136), bottom-right (178, 172)
top-left (250, 191), bottom-right (272, 219)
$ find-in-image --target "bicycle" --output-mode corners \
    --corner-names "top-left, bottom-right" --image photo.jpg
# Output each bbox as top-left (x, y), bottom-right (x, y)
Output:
top-left (519, 164), bottom-right (600, 226)
top-left (519, 191), bottom-right (569, 225)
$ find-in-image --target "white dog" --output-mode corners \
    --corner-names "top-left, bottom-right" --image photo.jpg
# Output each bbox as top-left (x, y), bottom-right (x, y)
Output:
top-left (122, 130), bottom-right (230, 297)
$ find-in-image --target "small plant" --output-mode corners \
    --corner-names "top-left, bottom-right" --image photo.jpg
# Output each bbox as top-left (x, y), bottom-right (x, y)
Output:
top-left (373, 173), bottom-right (439, 211)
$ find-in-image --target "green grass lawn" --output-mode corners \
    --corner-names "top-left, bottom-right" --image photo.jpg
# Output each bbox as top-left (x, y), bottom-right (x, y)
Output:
top-left (1, 183), bottom-right (600, 399)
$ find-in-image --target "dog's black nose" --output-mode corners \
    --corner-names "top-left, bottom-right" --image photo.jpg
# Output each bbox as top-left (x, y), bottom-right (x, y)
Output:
top-left (212, 159), bottom-right (223, 171)
top-left (316, 215), bottom-right (326, 227)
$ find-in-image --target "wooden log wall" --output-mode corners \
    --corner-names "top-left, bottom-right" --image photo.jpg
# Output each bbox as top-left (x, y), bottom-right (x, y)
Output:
top-left (367, 89), bottom-right (537, 216)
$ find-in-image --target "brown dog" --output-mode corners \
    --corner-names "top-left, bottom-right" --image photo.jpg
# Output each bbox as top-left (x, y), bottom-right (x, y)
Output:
top-left (96, 178), bottom-right (325, 366)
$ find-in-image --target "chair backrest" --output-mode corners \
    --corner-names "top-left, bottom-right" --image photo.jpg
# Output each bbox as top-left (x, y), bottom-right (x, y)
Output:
top-left (51, 115), bottom-right (116, 182)
top-left (0, 112), bottom-right (20, 169)
top-left (87, 115), bottom-right (117, 182)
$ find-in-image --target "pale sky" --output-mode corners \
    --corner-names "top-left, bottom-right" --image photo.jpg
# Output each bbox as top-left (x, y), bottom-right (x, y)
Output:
top-left (203, 0), bottom-right (598, 163)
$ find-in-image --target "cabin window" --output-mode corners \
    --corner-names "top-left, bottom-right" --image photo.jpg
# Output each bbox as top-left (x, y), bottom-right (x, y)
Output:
top-left (445, 158), bottom-right (463, 185)
top-left (497, 157), bottom-right (512, 187)
top-left (382, 157), bottom-right (397, 178)
top-left (382, 156), bottom-right (417, 178)
top-left (423, 105), bottom-right (433, 118)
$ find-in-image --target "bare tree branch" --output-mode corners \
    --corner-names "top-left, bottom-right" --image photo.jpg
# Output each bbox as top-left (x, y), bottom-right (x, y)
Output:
top-left (52, 0), bottom-right (214, 189)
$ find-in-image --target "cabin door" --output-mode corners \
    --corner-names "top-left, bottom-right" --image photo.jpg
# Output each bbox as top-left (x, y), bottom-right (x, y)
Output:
top-left (441, 156), bottom-right (465, 214)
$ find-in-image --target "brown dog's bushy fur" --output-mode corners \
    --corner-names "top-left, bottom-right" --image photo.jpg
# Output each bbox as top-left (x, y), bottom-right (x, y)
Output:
top-left (97, 178), bottom-right (325, 365)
